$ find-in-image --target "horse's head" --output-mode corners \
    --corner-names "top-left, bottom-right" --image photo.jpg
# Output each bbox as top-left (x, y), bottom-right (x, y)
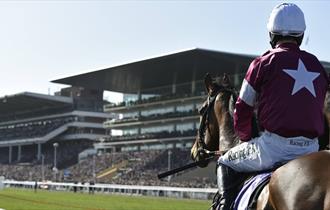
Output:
top-left (191, 73), bottom-right (239, 167)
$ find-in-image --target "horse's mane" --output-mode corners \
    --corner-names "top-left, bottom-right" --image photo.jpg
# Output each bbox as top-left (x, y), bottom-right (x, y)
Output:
top-left (219, 89), bottom-right (240, 147)
top-left (213, 80), bottom-right (259, 149)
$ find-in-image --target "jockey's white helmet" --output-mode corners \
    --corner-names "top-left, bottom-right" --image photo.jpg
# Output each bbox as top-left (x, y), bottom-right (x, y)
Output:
top-left (267, 3), bottom-right (306, 37)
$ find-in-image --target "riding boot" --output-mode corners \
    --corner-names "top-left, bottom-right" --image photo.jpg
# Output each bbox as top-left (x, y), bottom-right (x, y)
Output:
top-left (216, 164), bottom-right (244, 210)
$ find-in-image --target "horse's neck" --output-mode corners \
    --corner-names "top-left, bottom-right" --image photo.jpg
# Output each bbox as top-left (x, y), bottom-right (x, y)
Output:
top-left (219, 111), bottom-right (240, 152)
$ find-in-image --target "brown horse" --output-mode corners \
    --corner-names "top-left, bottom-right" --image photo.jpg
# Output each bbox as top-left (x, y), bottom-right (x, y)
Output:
top-left (191, 73), bottom-right (330, 210)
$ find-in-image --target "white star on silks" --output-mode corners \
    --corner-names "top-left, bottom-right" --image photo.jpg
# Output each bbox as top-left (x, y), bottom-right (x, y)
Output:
top-left (283, 59), bottom-right (320, 97)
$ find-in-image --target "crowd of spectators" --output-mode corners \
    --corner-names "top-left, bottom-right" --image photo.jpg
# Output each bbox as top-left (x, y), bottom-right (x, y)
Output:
top-left (67, 152), bottom-right (131, 182)
top-left (0, 106), bottom-right (73, 123)
top-left (0, 148), bottom-right (216, 188)
top-left (0, 163), bottom-right (52, 181)
top-left (42, 140), bottom-right (93, 169)
top-left (0, 117), bottom-right (75, 141)
top-left (110, 149), bottom-right (216, 188)
top-left (67, 148), bottom-right (216, 188)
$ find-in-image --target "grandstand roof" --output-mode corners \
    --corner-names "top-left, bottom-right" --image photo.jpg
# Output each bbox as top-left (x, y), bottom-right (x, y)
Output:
top-left (52, 48), bottom-right (330, 94)
top-left (0, 92), bottom-right (73, 116)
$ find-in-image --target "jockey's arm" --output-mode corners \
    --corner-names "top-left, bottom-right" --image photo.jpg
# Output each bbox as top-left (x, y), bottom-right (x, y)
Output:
top-left (234, 58), bottom-right (263, 141)
top-left (234, 98), bottom-right (254, 141)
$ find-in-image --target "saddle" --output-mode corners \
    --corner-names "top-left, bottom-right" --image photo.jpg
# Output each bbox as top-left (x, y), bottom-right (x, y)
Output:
top-left (212, 173), bottom-right (271, 210)
top-left (233, 173), bottom-right (271, 210)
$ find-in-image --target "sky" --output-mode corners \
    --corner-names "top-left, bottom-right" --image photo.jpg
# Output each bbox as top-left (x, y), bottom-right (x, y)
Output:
top-left (0, 0), bottom-right (329, 102)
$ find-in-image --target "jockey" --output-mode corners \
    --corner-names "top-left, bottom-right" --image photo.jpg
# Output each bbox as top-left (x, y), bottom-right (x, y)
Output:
top-left (216, 3), bottom-right (329, 210)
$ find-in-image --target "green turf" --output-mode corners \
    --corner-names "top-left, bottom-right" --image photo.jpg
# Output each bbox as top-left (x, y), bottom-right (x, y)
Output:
top-left (0, 188), bottom-right (210, 210)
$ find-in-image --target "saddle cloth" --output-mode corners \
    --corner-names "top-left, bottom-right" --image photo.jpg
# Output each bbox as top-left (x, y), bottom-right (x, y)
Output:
top-left (233, 173), bottom-right (271, 210)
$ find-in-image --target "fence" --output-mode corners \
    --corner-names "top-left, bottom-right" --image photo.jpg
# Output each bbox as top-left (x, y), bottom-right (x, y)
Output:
top-left (3, 180), bottom-right (217, 200)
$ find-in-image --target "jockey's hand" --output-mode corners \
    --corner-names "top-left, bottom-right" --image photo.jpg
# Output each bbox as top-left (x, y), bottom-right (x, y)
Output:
top-left (190, 143), bottom-right (200, 162)
top-left (191, 146), bottom-right (211, 168)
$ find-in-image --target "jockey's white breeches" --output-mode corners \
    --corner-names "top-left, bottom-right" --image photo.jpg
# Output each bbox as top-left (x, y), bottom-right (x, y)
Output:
top-left (217, 131), bottom-right (319, 172)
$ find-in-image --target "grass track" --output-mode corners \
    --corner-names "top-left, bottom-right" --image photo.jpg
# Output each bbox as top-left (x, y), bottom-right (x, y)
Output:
top-left (0, 188), bottom-right (210, 210)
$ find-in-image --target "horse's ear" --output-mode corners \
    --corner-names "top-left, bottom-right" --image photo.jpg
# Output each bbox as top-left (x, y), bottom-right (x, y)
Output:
top-left (204, 73), bottom-right (214, 93)
top-left (222, 73), bottom-right (231, 87)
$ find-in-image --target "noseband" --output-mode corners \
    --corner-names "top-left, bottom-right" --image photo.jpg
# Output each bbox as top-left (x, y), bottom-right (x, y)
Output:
top-left (197, 86), bottom-right (237, 151)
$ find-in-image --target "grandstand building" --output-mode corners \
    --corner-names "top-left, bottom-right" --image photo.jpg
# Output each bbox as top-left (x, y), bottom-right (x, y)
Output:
top-left (52, 48), bottom-right (330, 153)
top-left (0, 87), bottom-right (110, 167)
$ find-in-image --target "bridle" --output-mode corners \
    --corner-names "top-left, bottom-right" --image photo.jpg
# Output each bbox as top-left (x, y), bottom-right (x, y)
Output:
top-left (197, 85), bottom-right (238, 151)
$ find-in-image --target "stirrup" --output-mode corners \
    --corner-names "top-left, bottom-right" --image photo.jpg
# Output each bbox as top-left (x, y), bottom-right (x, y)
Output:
top-left (218, 196), bottom-right (233, 210)
top-left (210, 191), bottom-right (222, 210)
top-left (209, 191), bottom-right (234, 210)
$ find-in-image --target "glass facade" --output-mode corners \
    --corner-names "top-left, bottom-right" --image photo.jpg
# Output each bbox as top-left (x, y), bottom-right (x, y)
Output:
top-left (176, 104), bottom-right (194, 112)
top-left (141, 107), bottom-right (175, 117)
top-left (141, 125), bottom-right (174, 134)
top-left (176, 122), bottom-right (194, 132)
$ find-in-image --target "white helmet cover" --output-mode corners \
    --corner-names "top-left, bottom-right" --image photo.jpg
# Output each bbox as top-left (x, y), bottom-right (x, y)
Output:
top-left (267, 3), bottom-right (306, 36)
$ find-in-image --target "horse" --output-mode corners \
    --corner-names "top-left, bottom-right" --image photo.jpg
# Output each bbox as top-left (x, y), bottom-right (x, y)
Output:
top-left (191, 73), bottom-right (330, 210)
